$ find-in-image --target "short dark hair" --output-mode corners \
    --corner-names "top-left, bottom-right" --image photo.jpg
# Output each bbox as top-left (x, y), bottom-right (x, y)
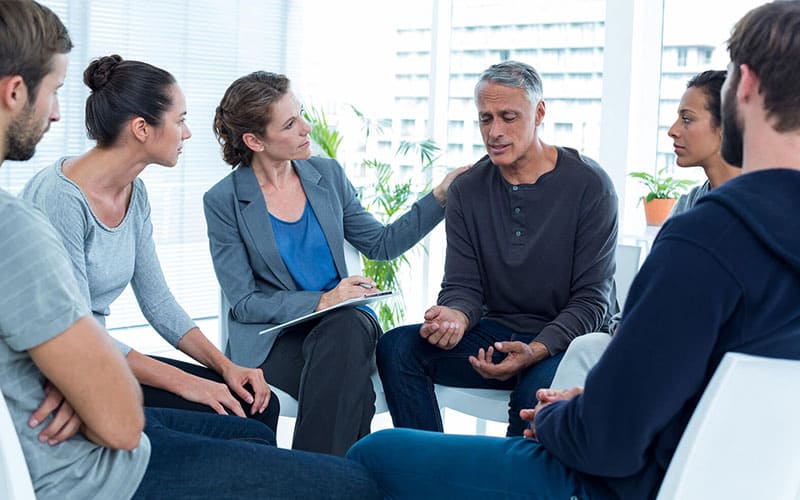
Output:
top-left (727, 0), bottom-right (800, 132)
top-left (0, 0), bottom-right (72, 99)
top-left (214, 71), bottom-right (291, 168)
top-left (686, 70), bottom-right (726, 129)
top-left (83, 55), bottom-right (176, 147)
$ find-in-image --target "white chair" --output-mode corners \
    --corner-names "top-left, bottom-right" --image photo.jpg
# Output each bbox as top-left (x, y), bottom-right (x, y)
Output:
top-left (613, 243), bottom-right (643, 310)
top-left (218, 242), bottom-right (388, 419)
top-left (656, 352), bottom-right (800, 500)
top-left (434, 242), bottom-right (645, 430)
top-left (0, 388), bottom-right (36, 500)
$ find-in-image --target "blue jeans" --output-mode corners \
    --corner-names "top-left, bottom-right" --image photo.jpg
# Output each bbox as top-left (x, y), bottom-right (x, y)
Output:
top-left (133, 408), bottom-right (380, 499)
top-left (347, 429), bottom-right (603, 499)
top-left (377, 319), bottom-right (564, 436)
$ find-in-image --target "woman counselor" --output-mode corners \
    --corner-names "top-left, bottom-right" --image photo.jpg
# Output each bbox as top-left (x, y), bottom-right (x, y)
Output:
top-left (204, 71), bottom-right (466, 456)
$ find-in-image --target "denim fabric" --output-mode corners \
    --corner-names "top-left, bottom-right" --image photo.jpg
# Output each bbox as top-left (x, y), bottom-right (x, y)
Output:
top-left (348, 429), bottom-right (602, 499)
top-left (377, 319), bottom-right (564, 436)
top-left (133, 408), bottom-right (380, 500)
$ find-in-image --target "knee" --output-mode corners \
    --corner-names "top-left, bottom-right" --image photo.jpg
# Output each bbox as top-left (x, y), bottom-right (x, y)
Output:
top-left (563, 332), bottom-right (612, 365)
top-left (315, 309), bottom-right (378, 349)
top-left (346, 429), bottom-right (407, 467)
top-left (235, 417), bottom-right (277, 446)
top-left (376, 324), bottom-right (422, 371)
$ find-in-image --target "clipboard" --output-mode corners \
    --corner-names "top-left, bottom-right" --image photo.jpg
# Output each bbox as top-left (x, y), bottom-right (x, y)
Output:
top-left (259, 290), bottom-right (398, 335)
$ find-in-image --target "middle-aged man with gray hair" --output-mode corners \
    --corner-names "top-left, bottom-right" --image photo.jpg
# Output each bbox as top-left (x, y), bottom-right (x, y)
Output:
top-left (378, 59), bottom-right (619, 436)
top-left (349, 2), bottom-right (800, 498)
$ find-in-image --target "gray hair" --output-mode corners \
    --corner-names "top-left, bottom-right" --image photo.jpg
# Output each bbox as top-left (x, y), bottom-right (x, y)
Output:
top-left (474, 60), bottom-right (543, 104)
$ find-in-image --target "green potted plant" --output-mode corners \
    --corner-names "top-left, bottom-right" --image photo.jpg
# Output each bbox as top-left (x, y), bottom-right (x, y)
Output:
top-left (629, 168), bottom-right (695, 226)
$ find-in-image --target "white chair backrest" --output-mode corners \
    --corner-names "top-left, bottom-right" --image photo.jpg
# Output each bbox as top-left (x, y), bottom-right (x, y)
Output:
top-left (343, 241), bottom-right (364, 276)
top-left (0, 387), bottom-right (36, 500)
top-left (656, 352), bottom-right (800, 500)
top-left (614, 243), bottom-right (642, 310)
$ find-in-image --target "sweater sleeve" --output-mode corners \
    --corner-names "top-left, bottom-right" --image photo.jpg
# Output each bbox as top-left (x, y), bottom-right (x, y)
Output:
top-left (534, 234), bottom-right (741, 476)
top-left (534, 184), bottom-right (618, 354)
top-left (436, 181), bottom-right (484, 327)
top-left (129, 185), bottom-right (195, 347)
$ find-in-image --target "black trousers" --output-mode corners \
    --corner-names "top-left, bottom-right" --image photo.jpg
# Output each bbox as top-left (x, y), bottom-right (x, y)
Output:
top-left (142, 355), bottom-right (280, 437)
top-left (260, 307), bottom-right (381, 457)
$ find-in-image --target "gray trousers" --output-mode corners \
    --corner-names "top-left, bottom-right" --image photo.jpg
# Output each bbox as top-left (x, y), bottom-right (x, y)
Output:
top-left (261, 307), bottom-right (380, 457)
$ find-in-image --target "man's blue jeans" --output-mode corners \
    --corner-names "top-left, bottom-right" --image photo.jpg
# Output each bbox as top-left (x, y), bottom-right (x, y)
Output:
top-left (133, 408), bottom-right (380, 499)
top-left (377, 319), bottom-right (564, 436)
top-left (347, 429), bottom-right (602, 499)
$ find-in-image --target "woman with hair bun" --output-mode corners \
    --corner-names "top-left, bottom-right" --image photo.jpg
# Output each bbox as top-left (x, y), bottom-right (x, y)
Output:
top-left (21, 55), bottom-right (280, 434)
top-left (205, 71), bottom-right (467, 456)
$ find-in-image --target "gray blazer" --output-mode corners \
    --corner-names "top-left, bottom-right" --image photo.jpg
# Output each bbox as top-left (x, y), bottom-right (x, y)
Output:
top-left (203, 156), bottom-right (445, 368)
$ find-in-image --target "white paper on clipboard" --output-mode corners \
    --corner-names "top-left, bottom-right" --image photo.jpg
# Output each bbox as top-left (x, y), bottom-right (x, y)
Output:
top-left (258, 290), bottom-right (397, 335)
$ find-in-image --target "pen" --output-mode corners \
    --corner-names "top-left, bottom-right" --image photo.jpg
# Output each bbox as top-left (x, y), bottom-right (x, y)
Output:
top-left (358, 283), bottom-right (373, 289)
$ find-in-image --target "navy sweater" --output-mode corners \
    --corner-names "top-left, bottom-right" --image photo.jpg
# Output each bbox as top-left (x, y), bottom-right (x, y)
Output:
top-left (536, 169), bottom-right (800, 499)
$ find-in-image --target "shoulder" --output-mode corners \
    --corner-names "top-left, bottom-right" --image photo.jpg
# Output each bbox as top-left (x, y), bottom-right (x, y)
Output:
top-left (688, 180), bottom-right (711, 203)
top-left (0, 189), bottom-right (48, 230)
top-left (450, 155), bottom-right (495, 194)
top-left (657, 199), bottom-right (739, 255)
top-left (21, 160), bottom-right (83, 204)
top-left (297, 156), bottom-right (346, 182)
top-left (20, 160), bottom-right (91, 222)
top-left (553, 147), bottom-right (616, 203)
top-left (0, 190), bottom-right (72, 266)
top-left (204, 168), bottom-right (238, 204)
top-left (557, 147), bottom-right (614, 187)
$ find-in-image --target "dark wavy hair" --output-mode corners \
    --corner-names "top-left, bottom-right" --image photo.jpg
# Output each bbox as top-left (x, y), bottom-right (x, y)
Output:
top-left (214, 71), bottom-right (290, 168)
top-left (83, 55), bottom-right (176, 147)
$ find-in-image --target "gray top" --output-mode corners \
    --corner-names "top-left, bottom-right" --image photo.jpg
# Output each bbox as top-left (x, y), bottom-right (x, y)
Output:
top-left (439, 148), bottom-right (619, 354)
top-left (669, 179), bottom-right (711, 218)
top-left (21, 160), bottom-right (196, 355)
top-left (0, 188), bottom-right (149, 500)
top-left (204, 157), bottom-right (446, 368)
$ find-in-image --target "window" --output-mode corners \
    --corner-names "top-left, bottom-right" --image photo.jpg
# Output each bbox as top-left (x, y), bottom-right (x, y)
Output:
top-left (447, 143), bottom-right (464, 154)
top-left (677, 47), bottom-right (688, 66)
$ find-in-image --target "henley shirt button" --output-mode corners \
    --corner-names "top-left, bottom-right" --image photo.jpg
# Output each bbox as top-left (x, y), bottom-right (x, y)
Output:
top-left (515, 230), bottom-right (522, 237)
top-left (514, 207), bottom-right (521, 214)
top-left (512, 185), bottom-right (519, 191)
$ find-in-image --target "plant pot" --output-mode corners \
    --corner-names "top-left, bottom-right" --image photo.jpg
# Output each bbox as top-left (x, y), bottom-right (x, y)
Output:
top-left (643, 197), bottom-right (676, 226)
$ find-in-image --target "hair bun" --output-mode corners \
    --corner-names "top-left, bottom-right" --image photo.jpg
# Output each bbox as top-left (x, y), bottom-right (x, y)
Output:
top-left (84, 54), bottom-right (123, 91)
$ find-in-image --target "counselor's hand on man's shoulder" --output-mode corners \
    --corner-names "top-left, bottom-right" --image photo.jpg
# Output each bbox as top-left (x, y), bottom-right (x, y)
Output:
top-left (419, 305), bottom-right (469, 350)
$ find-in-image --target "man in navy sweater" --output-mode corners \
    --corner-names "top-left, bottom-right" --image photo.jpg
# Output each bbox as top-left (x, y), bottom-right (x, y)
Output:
top-left (347, 2), bottom-right (800, 498)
